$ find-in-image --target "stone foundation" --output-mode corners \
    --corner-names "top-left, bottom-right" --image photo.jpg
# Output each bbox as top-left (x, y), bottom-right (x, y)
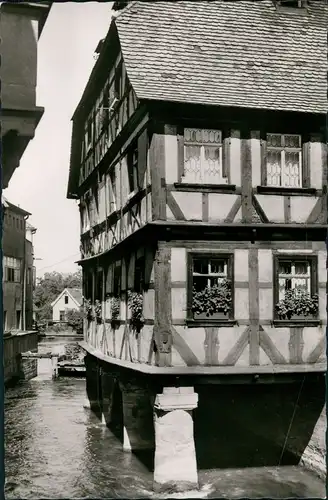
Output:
top-left (4, 331), bottom-right (38, 386)
top-left (83, 353), bottom-right (325, 492)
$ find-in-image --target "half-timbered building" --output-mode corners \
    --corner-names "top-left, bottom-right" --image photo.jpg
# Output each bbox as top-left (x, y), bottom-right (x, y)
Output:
top-left (67, 0), bottom-right (327, 491)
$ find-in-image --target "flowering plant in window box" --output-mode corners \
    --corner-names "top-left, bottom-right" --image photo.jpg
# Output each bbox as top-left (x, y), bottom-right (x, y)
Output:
top-left (111, 297), bottom-right (121, 327)
top-left (95, 300), bottom-right (102, 324)
top-left (83, 298), bottom-right (94, 321)
top-left (192, 280), bottom-right (232, 319)
top-left (275, 289), bottom-right (319, 320)
top-left (128, 291), bottom-right (144, 332)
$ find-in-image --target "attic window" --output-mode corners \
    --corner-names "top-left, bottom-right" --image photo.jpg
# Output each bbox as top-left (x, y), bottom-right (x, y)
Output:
top-left (276, 0), bottom-right (307, 7)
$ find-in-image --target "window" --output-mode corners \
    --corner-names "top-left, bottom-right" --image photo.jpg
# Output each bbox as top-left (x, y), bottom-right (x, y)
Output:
top-left (114, 64), bottom-right (122, 100)
top-left (134, 257), bottom-right (145, 293)
top-left (64, 295), bottom-right (69, 305)
top-left (108, 170), bottom-right (117, 213)
top-left (276, 0), bottom-right (306, 7)
top-left (182, 128), bottom-right (227, 184)
top-left (32, 267), bottom-right (36, 289)
top-left (266, 134), bottom-right (302, 187)
top-left (274, 255), bottom-right (318, 320)
top-left (88, 198), bottom-right (96, 226)
top-left (59, 310), bottom-right (66, 322)
top-left (85, 117), bottom-right (93, 152)
top-left (27, 268), bottom-right (31, 285)
top-left (127, 142), bottom-right (138, 193)
top-left (101, 85), bottom-right (110, 128)
top-left (188, 253), bottom-right (233, 321)
top-left (16, 310), bottom-right (21, 329)
top-left (95, 269), bottom-right (103, 301)
top-left (4, 256), bottom-right (21, 282)
top-left (85, 270), bottom-right (93, 300)
top-left (113, 265), bottom-right (121, 297)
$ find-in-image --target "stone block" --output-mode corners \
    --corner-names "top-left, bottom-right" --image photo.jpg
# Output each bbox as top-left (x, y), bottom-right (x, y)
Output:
top-left (153, 387), bottom-right (198, 493)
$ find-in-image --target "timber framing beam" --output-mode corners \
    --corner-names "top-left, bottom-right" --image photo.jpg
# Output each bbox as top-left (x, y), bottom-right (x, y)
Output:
top-left (81, 342), bottom-right (326, 384)
top-left (77, 220), bottom-right (328, 266)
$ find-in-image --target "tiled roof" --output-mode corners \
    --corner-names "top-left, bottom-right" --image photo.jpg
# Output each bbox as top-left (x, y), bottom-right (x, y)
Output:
top-left (115, 0), bottom-right (328, 114)
top-left (67, 288), bottom-right (83, 306)
top-left (2, 196), bottom-right (31, 216)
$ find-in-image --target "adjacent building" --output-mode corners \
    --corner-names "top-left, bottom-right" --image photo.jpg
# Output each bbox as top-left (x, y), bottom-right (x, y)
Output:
top-left (51, 288), bottom-right (83, 322)
top-left (1, 1), bottom-right (52, 188)
top-left (67, 0), bottom-right (327, 491)
top-left (1, 1), bottom-right (52, 385)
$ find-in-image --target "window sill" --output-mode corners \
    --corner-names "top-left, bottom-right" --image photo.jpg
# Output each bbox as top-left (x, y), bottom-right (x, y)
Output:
top-left (256, 186), bottom-right (317, 196)
top-left (186, 319), bottom-right (237, 328)
top-left (272, 319), bottom-right (321, 328)
top-left (174, 183), bottom-right (236, 193)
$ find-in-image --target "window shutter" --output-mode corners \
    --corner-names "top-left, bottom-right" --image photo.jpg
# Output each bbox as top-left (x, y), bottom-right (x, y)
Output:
top-left (137, 129), bottom-right (148, 189)
top-left (106, 264), bottom-right (113, 295)
top-left (302, 133), bottom-right (311, 188)
top-left (222, 129), bottom-right (231, 181)
top-left (177, 126), bottom-right (185, 182)
top-left (14, 268), bottom-right (20, 282)
top-left (260, 132), bottom-right (267, 186)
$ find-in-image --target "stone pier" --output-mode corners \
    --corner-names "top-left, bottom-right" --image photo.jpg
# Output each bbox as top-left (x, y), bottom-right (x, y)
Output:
top-left (153, 387), bottom-right (199, 493)
top-left (119, 380), bottom-right (155, 453)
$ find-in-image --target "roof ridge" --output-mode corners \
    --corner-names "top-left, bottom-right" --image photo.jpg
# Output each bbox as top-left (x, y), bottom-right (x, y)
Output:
top-left (112, 0), bottom-right (138, 21)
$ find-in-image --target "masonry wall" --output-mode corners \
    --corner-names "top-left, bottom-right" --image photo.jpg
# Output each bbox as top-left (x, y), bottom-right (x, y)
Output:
top-left (301, 405), bottom-right (326, 480)
top-left (4, 331), bottom-right (38, 385)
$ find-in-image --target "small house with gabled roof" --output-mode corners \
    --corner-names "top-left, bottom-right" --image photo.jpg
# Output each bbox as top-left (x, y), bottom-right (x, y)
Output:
top-left (67, 0), bottom-right (327, 491)
top-left (51, 287), bottom-right (83, 322)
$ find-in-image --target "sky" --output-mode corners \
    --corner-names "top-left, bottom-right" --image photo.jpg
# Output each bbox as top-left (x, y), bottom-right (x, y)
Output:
top-left (4, 2), bottom-right (113, 277)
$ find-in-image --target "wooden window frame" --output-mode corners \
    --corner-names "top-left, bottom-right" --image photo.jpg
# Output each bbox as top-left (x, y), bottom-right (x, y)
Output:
top-left (85, 269), bottom-right (93, 301)
top-left (108, 169), bottom-right (117, 213)
top-left (4, 256), bottom-right (21, 283)
top-left (95, 268), bottom-right (104, 302)
top-left (134, 256), bottom-right (145, 293)
top-left (127, 140), bottom-right (139, 194)
top-left (64, 295), bottom-right (69, 305)
top-left (85, 116), bottom-right (94, 154)
top-left (16, 310), bottom-right (21, 329)
top-left (276, 0), bottom-right (307, 8)
top-left (273, 253), bottom-right (318, 322)
top-left (113, 265), bottom-right (122, 298)
top-left (187, 252), bottom-right (235, 324)
top-left (177, 127), bottom-right (230, 185)
top-left (261, 132), bottom-right (310, 189)
top-left (114, 61), bottom-right (122, 101)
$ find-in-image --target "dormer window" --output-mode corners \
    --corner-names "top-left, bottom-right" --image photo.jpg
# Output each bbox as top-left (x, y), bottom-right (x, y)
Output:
top-left (276, 0), bottom-right (307, 8)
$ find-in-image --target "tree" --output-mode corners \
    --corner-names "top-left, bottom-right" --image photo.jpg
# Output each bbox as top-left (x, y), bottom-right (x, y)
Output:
top-left (34, 270), bottom-right (82, 321)
top-left (66, 308), bottom-right (84, 335)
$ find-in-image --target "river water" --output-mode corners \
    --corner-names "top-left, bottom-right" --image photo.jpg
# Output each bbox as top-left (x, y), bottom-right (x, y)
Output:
top-left (4, 336), bottom-right (326, 499)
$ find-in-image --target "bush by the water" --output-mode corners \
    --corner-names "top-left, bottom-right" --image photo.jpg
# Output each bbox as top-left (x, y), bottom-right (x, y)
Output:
top-left (64, 343), bottom-right (84, 363)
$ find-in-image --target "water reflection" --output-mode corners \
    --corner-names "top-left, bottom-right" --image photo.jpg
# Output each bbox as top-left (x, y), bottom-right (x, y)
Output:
top-left (4, 337), bottom-right (326, 499)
